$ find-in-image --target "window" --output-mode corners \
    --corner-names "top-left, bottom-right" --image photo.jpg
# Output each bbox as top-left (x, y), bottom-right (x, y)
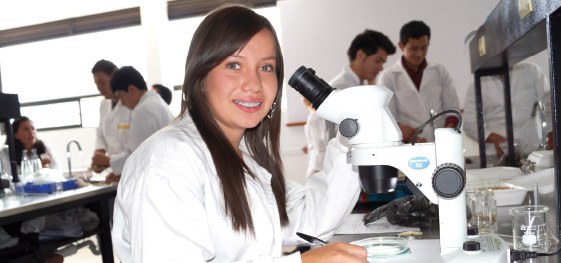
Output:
top-left (0, 26), bottom-right (146, 130)
top-left (19, 95), bottom-right (103, 131)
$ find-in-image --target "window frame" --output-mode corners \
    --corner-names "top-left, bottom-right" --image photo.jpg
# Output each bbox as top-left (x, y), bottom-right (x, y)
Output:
top-left (19, 94), bottom-right (101, 131)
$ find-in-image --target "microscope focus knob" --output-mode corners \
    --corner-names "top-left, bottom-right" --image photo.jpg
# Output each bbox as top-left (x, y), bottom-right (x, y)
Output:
top-left (339, 118), bottom-right (359, 138)
top-left (432, 163), bottom-right (465, 198)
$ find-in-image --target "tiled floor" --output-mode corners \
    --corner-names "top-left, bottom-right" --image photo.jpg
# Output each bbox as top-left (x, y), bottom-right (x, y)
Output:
top-left (60, 236), bottom-right (117, 263)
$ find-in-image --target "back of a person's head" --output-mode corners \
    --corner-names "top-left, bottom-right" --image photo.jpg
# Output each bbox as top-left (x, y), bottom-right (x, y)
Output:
top-left (110, 66), bottom-right (147, 93)
top-left (153, 84), bottom-right (172, 105)
top-left (400, 21), bottom-right (431, 46)
top-left (91, 59), bottom-right (118, 75)
top-left (347, 30), bottom-right (396, 62)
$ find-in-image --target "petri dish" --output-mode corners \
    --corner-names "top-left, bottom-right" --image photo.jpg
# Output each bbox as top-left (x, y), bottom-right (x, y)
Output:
top-left (351, 236), bottom-right (410, 258)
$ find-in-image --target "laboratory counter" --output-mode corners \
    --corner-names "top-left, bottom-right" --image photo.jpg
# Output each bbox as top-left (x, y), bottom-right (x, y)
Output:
top-left (329, 199), bottom-right (560, 262)
top-left (0, 184), bottom-right (117, 263)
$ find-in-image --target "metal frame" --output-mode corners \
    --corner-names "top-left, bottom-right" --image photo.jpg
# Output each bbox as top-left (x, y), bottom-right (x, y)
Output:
top-left (547, 8), bottom-right (561, 235)
top-left (19, 94), bottom-right (100, 132)
top-left (468, 0), bottom-right (561, 237)
top-left (473, 67), bottom-right (516, 168)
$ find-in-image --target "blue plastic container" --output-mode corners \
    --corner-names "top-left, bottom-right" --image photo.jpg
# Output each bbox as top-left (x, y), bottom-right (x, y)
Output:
top-left (17, 179), bottom-right (78, 195)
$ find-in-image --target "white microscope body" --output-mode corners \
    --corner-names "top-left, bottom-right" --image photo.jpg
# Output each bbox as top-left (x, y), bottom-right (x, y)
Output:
top-left (288, 67), bottom-right (508, 262)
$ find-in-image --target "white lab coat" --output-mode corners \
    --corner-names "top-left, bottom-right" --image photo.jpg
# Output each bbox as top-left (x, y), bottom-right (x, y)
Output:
top-left (463, 62), bottom-right (549, 156)
top-left (378, 60), bottom-right (460, 142)
top-left (112, 115), bottom-right (361, 263)
top-left (304, 111), bottom-right (326, 179)
top-left (330, 64), bottom-right (361, 90)
top-left (95, 99), bottom-right (131, 156)
top-left (109, 91), bottom-right (172, 175)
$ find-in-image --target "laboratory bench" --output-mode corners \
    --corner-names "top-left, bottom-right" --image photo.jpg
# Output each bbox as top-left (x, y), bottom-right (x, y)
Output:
top-left (0, 184), bottom-right (117, 263)
top-left (329, 203), bottom-right (560, 262)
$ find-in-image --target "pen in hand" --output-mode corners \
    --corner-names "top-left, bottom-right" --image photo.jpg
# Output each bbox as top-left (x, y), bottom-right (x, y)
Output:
top-left (296, 232), bottom-right (328, 246)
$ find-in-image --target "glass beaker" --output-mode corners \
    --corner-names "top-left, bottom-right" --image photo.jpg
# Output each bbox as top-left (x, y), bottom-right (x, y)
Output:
top-left (508, 205), bottom-right (550, 252)
top-left (471, 189), bottom-right (496, 234)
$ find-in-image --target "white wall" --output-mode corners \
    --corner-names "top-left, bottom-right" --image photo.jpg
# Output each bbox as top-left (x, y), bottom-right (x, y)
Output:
top-left (279, 0), bottom-right (502, 123)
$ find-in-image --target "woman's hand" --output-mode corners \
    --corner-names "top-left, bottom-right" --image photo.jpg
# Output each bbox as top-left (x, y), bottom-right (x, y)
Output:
top-left (301, 242), bottom-right (367, 263)
top-left (40, 158), bottom-right (52, 168)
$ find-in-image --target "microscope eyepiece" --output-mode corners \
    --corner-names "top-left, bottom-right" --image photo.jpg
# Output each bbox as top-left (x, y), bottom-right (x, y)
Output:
top-left (288, 66), bottom-right (334, 110)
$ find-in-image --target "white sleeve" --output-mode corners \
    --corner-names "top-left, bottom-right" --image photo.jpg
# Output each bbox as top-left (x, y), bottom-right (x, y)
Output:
top-left (113, 145), bottom-right (215, 262)
top-left (438, 66), bottom-right (460, 116)
top-left (110, 106), bottom-right (167, 175)
top-left (306, 113), bottom-right (327, 178)
top-left (95, 102), bottom-right (108, 151)
top-left (282, 133), bottom-right (361, 246)
top-left (378, 72), bottom-right (398, 120)
top-left (45, 144), bottom-right (60, 171)
top-left (462, 81), bottom-right (480, 142)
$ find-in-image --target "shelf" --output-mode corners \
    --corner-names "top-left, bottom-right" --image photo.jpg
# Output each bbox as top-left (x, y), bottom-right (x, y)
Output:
top-left (469, 0), bottom-right (561, 72)
top-left (467, 0), bottom-right (561, 235)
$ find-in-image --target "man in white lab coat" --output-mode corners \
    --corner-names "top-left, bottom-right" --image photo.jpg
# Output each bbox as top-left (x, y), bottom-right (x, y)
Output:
top-left (90, 60), bottom-right (132, 172)
top-left (463, 62), bottom-right (550, 158)
top-left (325, 29), bottom-right (396, 141)
top-left (378, 21), bottom-right (460, 143)
top-left (92, 66), bottom-right (173, 182)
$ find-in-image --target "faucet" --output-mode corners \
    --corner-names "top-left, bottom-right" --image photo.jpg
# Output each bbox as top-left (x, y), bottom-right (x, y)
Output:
top-left (532, 101), bottom-right (548, 151)
top-left (66, 139), bottom-right (82, 178)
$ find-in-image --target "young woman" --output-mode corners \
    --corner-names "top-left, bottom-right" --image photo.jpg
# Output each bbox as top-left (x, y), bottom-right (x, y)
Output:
top-left (4, 116), bottom-right (59, 172)
top-left (112, 5), bottom-right (366, 262)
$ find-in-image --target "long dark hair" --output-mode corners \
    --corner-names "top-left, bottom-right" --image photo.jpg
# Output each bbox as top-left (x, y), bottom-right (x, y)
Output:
top-left (180, 5), bottom-right (287, 234)
top-left (5, 116), bottom-right (47, 165)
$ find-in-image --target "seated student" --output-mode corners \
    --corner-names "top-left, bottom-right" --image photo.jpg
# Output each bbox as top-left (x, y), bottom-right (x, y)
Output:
top-left (151, 84), bottom-right (173, 105)
top-left (91, 66), bottom-right (173, 183)
top-left (463, 62), bottom-right (551, 158)
top-left (111, 5), bottom-right (366, 263)
top-left (3, 116), bottom-right (60, 174)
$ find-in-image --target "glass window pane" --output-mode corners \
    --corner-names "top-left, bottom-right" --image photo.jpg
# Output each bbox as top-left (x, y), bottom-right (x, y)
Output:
top-left (20, 101), bottom-right (82, 130)
top-left (81, 96), bottom-right (104, 128)
top-left (0, 26), bottom-right (147, 103)
top-left (0, 0), bottom-right (140, 30)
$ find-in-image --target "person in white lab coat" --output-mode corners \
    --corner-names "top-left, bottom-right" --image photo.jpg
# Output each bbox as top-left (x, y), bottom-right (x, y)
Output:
top-left (152, 83), bottom-right (172, 105)
top-left (90, 60), bottom-right (131, 172)
top-left (112, 5), bottom-right (366, 263)
top-left (463, 62), bottom-right (550, 158)
top-left (3, 117), bottom-right (60, 173)
top-left (325, 29), bottom-right (396, 142)
top-left (92, 66), bottom-right (172, 183)
top-left (302, 98), bottom-right (326, 179)
top-left (378, 20), bottom-right (460, 143)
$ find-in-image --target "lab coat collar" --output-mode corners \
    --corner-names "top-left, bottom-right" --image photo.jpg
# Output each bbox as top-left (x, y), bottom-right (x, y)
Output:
top-left (343, 64), bottom-right (361, 85)
top-left (388, 58), bottom-right (437, 73)
top-left (173, 114), bottom-right (256, 162)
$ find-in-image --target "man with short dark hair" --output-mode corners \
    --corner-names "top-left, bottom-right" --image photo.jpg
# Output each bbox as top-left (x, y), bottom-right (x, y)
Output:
top-left (152, 84), bottom-right (172, 105)
top-left (325, 29), bottom-right (396, 141)
top-left (91, 59), bottom-right (131, 173)
top-left (92, 66), bottom-right (172, 182)
top-left (379, 20), bottom-right (460, 143)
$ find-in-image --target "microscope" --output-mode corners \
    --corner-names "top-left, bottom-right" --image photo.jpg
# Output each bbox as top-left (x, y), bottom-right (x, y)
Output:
top-left (289, 66), bottom-right (509, 262)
